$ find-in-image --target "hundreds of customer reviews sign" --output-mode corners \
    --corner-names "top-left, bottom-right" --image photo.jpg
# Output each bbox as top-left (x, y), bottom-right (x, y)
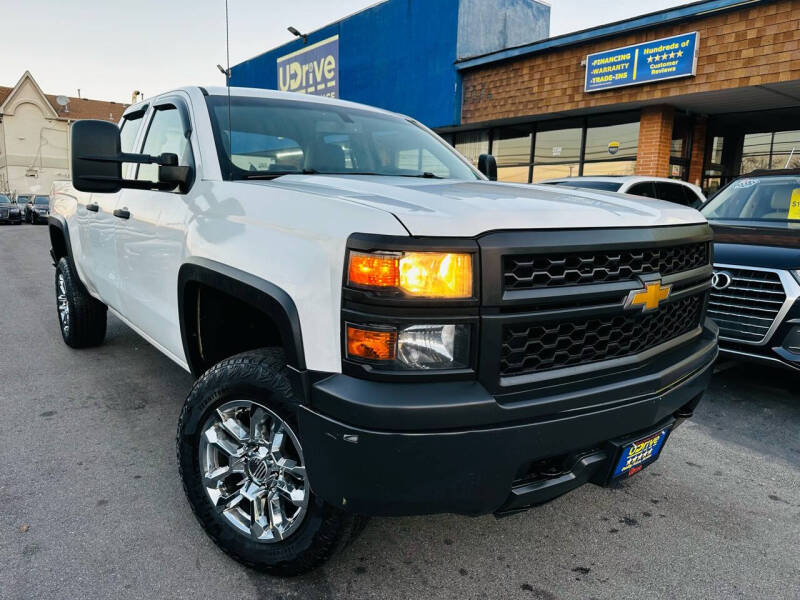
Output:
top-left (584, 32), bottom-right (698, 93)
top-left (278, 35), bottom-right (339, 98)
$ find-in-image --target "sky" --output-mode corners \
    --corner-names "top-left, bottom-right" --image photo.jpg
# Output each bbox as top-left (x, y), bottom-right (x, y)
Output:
top-left (1, 0), bottom-right (689, 104)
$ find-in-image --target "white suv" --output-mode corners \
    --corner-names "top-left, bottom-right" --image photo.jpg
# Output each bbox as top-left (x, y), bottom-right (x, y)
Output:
top-left (542, 175), bottom-right (706, 208)
top-left (49, 86), bottom-right (717, 575)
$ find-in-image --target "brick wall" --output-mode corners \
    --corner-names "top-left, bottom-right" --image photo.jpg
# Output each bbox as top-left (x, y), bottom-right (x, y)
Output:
top-left (461, 0), bottom-right (800, 124)
top-left (635, 106), bottom-right (674, 177)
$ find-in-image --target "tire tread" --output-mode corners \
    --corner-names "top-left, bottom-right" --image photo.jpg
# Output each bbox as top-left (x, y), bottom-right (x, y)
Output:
top-left (177, 349), bottom-right (367, 576)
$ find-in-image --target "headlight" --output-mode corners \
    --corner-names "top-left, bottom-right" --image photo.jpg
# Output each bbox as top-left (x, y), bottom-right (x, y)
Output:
top-left (346, 322), bottom-right (470, 370)
top-left (348, 250), bottom-right (473, 298)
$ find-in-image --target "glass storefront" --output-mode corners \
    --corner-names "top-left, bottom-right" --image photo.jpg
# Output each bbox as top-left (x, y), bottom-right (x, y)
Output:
top-left (532, 126), bottom-right (582, 182)
top-left (447, 112), bottom-right (641, 184)
top-left (769, 131), bottom-right (800, 170)
top-left (453, 130), bottom-right (488, 167)
top-left (703, 109), bottom-right (800, 194)
top-left (493, 126), bottom-right (532, 183)
top-left (581, 121), bottom-right (639, 178)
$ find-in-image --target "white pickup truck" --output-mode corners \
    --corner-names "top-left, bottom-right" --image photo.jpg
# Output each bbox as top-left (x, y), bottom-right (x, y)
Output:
top-left (50, 86), bottom-right (718, 575)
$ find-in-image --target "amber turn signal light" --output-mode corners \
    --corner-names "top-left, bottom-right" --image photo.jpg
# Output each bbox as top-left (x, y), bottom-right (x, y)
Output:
top-left (348, 252), bottom-right (400, 288)
top-left (346, 325), bottom-right (397, 361)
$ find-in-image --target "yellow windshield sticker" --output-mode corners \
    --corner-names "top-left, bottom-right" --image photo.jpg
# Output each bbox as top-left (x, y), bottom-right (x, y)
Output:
top-left (790, 189), bottom-right (800, 220)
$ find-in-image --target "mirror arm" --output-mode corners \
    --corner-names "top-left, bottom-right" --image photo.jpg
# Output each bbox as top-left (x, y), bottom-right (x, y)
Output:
top-left (77, 152), bottom-right (178, 167)
top-left (79, 175), bottom-right (178, 191)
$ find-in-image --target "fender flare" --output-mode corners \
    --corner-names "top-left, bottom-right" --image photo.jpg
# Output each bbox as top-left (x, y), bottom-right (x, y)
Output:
top-left (47, 215), bottom-right (74, 263)
top-left (177, 257), bottom-right (306, 377)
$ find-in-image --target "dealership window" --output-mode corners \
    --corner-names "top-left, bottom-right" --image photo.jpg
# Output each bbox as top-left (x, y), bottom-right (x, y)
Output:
top-left (740, 132), bottom-right (772, 173)
top-left (493, 126), bottom-right (533, 183)
top-left (702, 136), bottom-right (725, 195)
top-left (669, 114), bottom-right (692, 181)
top-left (454, 130), bottom-right (489, 167)
top-left (770, 130), bottom-right (800, 169)
top-left (582, 120), bottom-right (639, 177)
top-left (446, 111), bottom-right (639, 183)
top-left (532, 126), bottom-right (582, 182)
top-left (743, 130), bottom-right (800, 172)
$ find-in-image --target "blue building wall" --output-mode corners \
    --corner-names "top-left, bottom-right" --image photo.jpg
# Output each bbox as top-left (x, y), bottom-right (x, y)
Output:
top-left (230, 0), bottom-right (549, 128)
top-left (457, 0), bottom-right (550, 60)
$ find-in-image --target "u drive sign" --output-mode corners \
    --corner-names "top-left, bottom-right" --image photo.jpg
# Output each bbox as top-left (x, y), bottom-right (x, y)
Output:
top-left (585, 32), bottom-right (699, 93)
top-left (277, 35), bottom-right (339, 98)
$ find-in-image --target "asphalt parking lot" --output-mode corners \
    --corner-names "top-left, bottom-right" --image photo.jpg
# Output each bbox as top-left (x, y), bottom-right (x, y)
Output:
top-left (0, 223), bottom-right (798, 600)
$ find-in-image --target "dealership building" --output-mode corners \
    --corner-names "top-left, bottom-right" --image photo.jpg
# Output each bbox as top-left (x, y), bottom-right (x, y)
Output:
top-left (231, 0), bottom-right (800, 194)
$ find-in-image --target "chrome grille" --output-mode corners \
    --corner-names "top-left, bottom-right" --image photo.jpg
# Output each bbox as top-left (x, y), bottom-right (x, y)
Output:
top-left (708, 266), bottom-right (786, 344)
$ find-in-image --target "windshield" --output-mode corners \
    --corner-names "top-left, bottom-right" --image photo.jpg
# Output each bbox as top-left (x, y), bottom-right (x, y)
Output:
top-left (16, 196), bottom-right (30, 203)
top-left (205, 96), bottom-right (479, 181)
top-left (34, 196), bottom-right (49, 205)
top-left (701, 176), bottom-right (800, 222)
top-left (545, 181), bottom-right (622, 192)
top-left (0, 194), bottom-right (10, 204)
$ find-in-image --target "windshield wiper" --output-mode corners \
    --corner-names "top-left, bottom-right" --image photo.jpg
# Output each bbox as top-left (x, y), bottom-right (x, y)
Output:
top-left (241, 168), bottom-right (319, 180)
top-left (241, 170), bottom-right (441, 180)
top-left (399, 172), bottom-right (444, 179)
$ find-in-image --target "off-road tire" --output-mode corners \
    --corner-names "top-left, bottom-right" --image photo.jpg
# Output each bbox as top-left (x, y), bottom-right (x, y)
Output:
top-left (55, 256), bottom-right (107, 348)
top-left (177, 348), bottom-right (367, 576)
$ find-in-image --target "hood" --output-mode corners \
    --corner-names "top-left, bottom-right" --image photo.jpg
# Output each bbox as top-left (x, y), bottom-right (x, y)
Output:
top-left (709, 220), bottom-right (800, 249)
top-left (250, 176), bottom-right (706, 237)
top-left (710, 221), bottom-right (800, 270)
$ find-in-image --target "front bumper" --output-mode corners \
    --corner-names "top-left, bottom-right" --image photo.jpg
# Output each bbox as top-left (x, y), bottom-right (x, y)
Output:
top-left (0, 213), bottom-right (22, 224)
top-left (298, 321), bottom-right (717, 517)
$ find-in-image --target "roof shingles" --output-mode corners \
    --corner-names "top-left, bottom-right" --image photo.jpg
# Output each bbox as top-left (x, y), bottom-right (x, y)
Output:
top-left (0, 83), bottom-right (127, 121)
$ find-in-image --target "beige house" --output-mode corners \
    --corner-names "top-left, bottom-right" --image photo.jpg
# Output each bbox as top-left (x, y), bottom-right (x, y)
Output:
top-left (0, 71), bottom-right (127, 197)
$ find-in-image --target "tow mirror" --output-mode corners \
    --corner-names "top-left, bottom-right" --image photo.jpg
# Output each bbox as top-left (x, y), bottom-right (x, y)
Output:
top-left (71, 120), bottom-right (123, 193)
top-left (71, 120), bottom-right (191, 193)
top-left (478, 154), bottom-right (498, 181)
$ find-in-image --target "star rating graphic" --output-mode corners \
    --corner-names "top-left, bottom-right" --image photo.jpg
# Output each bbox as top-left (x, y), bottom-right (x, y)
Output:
top-left (648, 52), bottom-right (680, 62)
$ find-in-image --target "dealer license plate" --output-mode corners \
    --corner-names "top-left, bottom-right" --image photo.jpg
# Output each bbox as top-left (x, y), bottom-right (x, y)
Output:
top-left (612, 428), bottom-right (670, 479)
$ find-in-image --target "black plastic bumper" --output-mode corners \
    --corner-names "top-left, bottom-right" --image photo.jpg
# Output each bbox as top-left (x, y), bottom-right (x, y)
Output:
top-left (298, 323), bottom-right (717, 517)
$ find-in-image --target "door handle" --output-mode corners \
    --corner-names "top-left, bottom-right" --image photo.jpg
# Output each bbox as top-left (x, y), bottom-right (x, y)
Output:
top-left (113, 208), bottom-right (131, 220)
top-left (86, 203), bottom-right (99, 212)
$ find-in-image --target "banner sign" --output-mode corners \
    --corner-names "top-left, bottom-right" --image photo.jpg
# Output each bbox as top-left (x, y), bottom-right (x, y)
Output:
top-left (585, 32), bottom-right (698, 93)
top-left (277, 35), bottom-right (339, 98)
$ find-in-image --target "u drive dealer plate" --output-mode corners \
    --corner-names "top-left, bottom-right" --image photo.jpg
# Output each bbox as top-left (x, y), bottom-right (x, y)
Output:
top-left (612, 428), bottom-right (670, 480)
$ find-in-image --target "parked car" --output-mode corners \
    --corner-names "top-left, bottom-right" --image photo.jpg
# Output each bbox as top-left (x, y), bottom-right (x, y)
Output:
top-left (0, 193), bottom-right (23, 224)
top-left (542, 176), bottom-right (706, 208)
top-left (15, 194), bottom-right (32, 207)
top-left (50, 86), bottom-right (717, 575)
top-left (26, 194), bottom-right (50, 223)
top-left (700, 169), bottom-right (800, 371)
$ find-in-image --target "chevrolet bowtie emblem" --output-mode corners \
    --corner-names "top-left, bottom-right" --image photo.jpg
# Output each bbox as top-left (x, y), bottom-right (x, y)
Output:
top-left (624, 281), bottom-right (672, 312)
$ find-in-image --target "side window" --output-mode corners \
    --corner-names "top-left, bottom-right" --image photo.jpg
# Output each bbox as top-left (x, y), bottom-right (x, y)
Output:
top-left (119, 114), bottom-right (144, 176)
top-left (137, 106), bottom-right (192, 183)
top-left (655, 182), bottom-right (690, 205)
top-left (119, 115), bottom-right (144, 153)
top-left (684, 187), bottom-right (705, 208)
top-left (626, 182), bottom-right (657, 198)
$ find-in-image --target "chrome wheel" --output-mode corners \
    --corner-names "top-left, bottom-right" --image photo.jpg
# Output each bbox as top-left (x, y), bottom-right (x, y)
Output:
top-left (199, 400), bottom-right (309, 543)
top-left (57, 273), bottom-right (70, 335)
